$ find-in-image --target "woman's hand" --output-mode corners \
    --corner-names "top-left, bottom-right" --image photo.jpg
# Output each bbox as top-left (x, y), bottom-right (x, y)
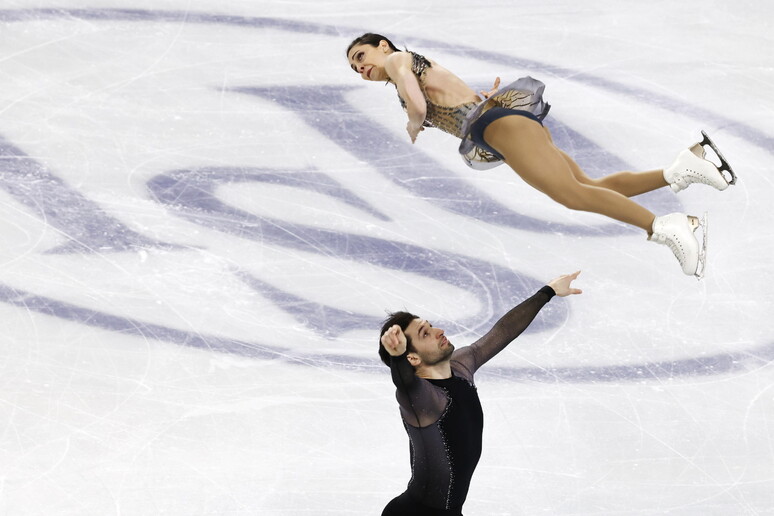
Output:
top-left (547, 270), bottom-right (583, 297)
top-left (479, 77), bottom-right (501, 99)
top-left (407, 121), bottom-right (424, 143)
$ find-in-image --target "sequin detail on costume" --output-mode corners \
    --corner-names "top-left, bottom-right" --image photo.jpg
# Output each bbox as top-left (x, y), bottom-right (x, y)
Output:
top-left (394, 51), bottom-right (551, 170)
top-left (397, 52), bottom-right (478, 139)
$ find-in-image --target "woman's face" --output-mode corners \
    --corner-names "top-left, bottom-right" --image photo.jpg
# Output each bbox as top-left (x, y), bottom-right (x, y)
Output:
top-left (347, 41), bottom-right (391, 82)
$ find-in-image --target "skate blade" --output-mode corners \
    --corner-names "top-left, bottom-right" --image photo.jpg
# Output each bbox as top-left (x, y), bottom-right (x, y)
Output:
top-left (700, 130), bottom-right (737, 186)
top-left (694, 211), bottom-right (708, 280)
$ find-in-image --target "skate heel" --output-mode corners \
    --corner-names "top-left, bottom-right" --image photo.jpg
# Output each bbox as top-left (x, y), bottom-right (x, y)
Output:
top-left (664, 131), bottom-right (736, 193)
top-left (649, 212), bottom-right (707, 279)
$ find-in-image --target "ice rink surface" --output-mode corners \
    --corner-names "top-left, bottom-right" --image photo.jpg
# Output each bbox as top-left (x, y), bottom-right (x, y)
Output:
top-left (1, 1), bottom-right (773, 514)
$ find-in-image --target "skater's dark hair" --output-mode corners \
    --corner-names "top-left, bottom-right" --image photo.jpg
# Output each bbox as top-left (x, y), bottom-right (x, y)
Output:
top-left (347, 33), bottom-right (401, 56)
top-left (378, 311), bottom-right (418, 366)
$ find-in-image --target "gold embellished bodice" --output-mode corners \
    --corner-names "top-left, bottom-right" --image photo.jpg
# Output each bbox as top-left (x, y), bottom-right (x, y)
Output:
top-left (393, 51), bottom-right (551, 170)
top-left (397, 52), bottom-right (478, 139)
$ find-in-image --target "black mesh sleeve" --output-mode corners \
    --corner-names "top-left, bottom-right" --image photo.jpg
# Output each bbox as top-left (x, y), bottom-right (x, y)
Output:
top-left (452, 286), bottom-right (555, 377)
top-left (389, 352), bottom-right (449, 428)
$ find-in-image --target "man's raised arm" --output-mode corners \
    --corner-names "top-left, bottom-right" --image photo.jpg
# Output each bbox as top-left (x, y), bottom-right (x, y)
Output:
top-left (464, 271), bottom-right (583, 372)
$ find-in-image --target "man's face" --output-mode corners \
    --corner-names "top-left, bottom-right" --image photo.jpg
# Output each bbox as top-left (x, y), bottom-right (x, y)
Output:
top-left (405, 318), bottom-right (454, 367)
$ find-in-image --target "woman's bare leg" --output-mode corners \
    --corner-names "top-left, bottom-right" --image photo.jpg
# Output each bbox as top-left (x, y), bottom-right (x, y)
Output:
top-left (484, 117), bottom-right (656, 232)
top-left (541, 128), bottom-right (669, 197)
top-left (558, 149), bottom-right (668, 197)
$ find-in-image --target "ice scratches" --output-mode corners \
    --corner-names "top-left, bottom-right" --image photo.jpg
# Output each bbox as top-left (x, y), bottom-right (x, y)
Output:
top-left (0, 135), bottom-right (177, 254)
top-left (146, 165), bottom-right (558, 334)
top-left (2, 6), bottom-right (773, 156)
top-left (234, 84), bottom-right (629, 237)
top-left (233, 268), bottom-right (383, 339)
top-left (0, 281), bottom-right (288, 362)
top-left (479, 339), bottom-right (774, 383)
top-left (153, 167), bottom-right (390, 223)
top-left (1, 279), bottom-right (770, 383)
top-left (0, 8), bottom-right (344, 37)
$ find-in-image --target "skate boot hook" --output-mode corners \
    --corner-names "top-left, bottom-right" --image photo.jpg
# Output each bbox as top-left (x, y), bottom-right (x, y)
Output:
top-left (664, 131), bottom-right (737, 193)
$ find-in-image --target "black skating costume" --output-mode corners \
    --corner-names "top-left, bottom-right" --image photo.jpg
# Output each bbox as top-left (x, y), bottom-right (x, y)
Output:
top-left (382, 286), bottom-right (556, 515)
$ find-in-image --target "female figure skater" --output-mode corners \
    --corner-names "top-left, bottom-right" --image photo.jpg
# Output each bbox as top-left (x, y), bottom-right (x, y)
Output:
top-left (345, 33), bottom-right (736, 278)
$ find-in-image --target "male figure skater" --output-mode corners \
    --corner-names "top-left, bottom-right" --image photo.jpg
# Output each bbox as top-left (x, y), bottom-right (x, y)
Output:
top-left (379, 271), bottom-right (582, 515)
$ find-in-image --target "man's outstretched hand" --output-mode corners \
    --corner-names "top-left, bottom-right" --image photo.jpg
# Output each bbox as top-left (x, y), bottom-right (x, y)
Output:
top-left (548, 271), bottom-right (583, 297)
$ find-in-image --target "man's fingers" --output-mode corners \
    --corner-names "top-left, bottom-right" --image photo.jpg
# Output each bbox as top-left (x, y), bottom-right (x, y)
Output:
top-left (381, 325), bottom-right (403, 349)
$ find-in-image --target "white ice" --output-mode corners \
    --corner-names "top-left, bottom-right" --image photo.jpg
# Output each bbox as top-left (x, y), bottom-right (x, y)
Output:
top-left (0, 1), bottom-right (773, 514)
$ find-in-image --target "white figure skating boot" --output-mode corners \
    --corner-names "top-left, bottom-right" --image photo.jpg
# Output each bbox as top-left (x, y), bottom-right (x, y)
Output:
top-left (649, 212), bottom-right (708, 279)
top-left (663, 131), bottom-right (737, 193)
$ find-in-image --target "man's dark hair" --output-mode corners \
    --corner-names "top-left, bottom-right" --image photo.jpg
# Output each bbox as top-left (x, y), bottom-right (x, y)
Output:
top-left (378, 311), bottom-right (418, 366)
top-left (346, 33), bottom-right (401, 57)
